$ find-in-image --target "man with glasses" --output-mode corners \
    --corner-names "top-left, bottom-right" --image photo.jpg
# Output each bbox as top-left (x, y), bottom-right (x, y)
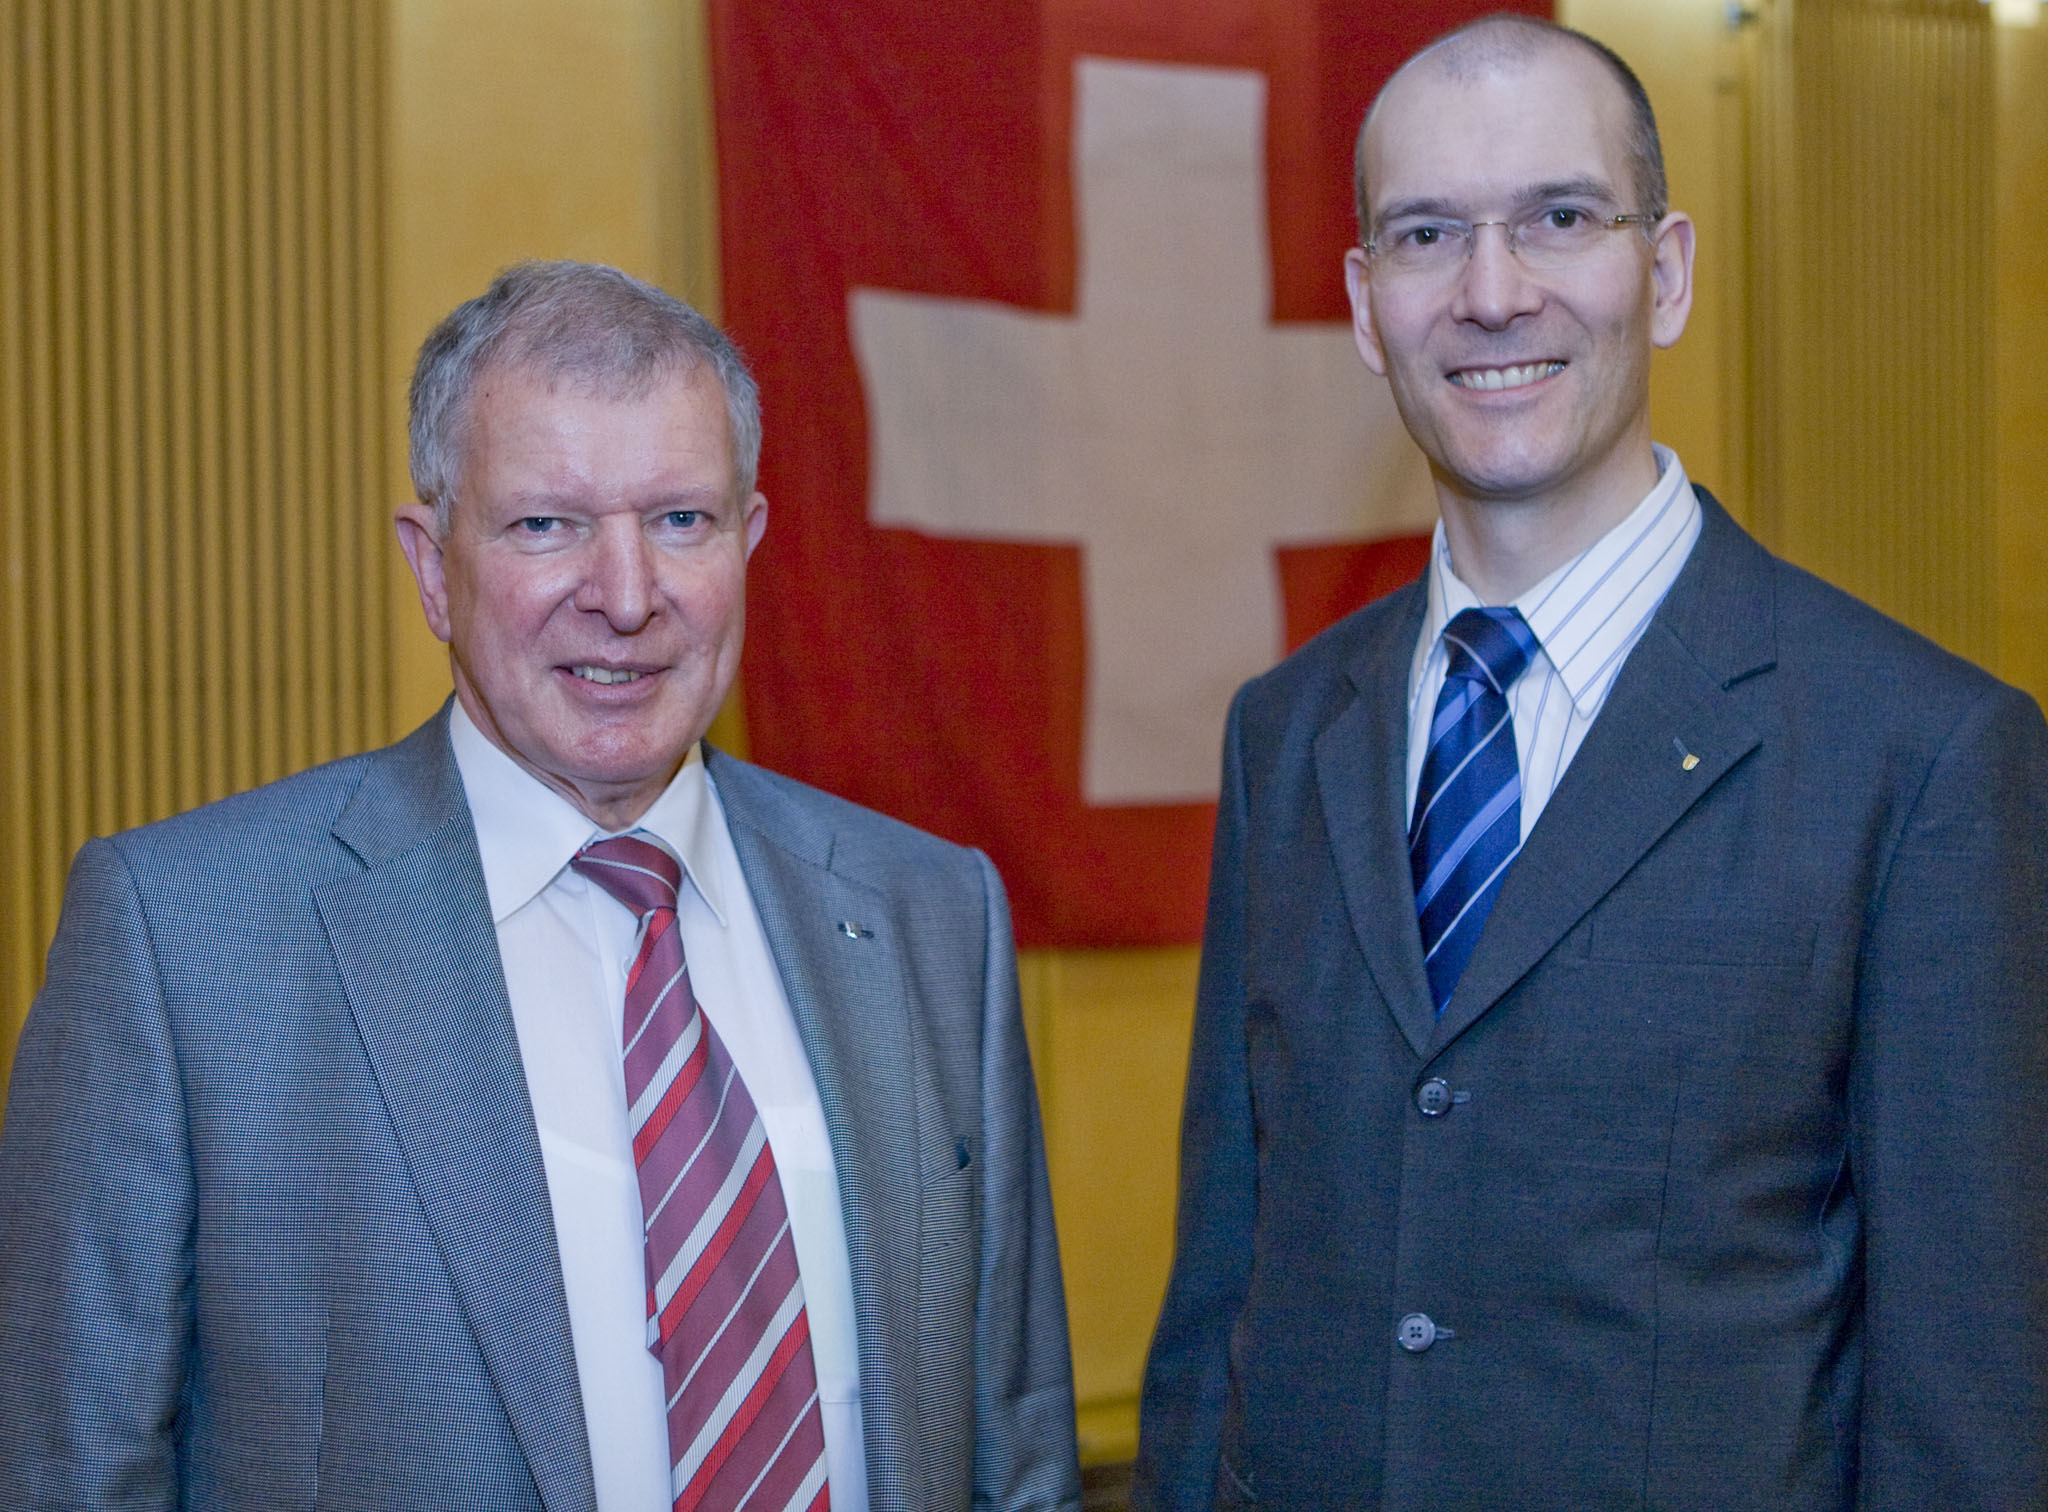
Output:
top-left (1136, 16), bottom-right (2048, 1510)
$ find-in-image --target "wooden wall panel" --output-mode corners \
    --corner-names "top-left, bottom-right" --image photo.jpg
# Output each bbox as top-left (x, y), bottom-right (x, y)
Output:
top-left (0, 0), bottom-right (392, 1085)
top-left (1745, 0), bottom-right (1997, 667)
top-left (1994, 13), bottom-right (2048, 705)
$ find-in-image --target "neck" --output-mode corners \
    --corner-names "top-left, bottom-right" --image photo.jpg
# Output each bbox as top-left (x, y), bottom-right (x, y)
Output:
top-left (1435, 448), bottom-right (1661, 603)
top-left (451, 682), bottom-right (678, 832)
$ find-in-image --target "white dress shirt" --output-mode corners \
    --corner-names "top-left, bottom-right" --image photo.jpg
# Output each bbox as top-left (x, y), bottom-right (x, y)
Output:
top-left (1406, 447), bottom-right (1703, 838)
top-left (449, 706), bottom-right (869, 1512)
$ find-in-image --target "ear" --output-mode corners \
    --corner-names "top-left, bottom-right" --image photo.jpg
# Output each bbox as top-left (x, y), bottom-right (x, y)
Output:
top-left (1648, 211), bottom-right (1696, 350)
top-left (394, 502), bottom-right (454, 644)
top-left (1343, 246), bottom-right (1389, 377)
top-left (742, 491), bottom-right (768, 559)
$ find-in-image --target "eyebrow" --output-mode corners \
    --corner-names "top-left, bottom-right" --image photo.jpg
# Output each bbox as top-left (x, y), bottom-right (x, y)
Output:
top-left (500, 484), bottom-right (732, 512)
top-left (1373, 176), bottom-right (1622, 228)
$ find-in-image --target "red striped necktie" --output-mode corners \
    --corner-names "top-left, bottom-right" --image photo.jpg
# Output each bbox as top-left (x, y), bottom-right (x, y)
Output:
top-left (572, 833), bottom-right (831, 1512)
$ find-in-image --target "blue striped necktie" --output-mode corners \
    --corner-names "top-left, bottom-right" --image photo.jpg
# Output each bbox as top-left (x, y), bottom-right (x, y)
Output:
top-left (1411, 607), bottom-right (1538, 1015)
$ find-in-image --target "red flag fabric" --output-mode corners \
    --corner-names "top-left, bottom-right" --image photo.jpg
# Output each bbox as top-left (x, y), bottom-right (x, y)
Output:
top-left (711, 0), bottom-right (1547, 947)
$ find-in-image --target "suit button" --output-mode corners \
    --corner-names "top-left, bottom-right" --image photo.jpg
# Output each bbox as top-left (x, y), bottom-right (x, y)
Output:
top-left (1415, 1077), bottom-right (1454, 1116)
top-left (1397, 1313), bottom-right (1438, 1352)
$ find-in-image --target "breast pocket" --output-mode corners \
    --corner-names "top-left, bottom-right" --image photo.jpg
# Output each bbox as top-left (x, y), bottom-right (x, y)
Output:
top-left (1589, 909), bottom-right (1816, 974)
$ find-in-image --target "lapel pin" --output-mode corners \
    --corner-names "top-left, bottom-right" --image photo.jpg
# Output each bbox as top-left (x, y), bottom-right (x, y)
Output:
top-left (1672, 737), bottom-right (1700, 772)
top-left (837, 920), bottom-right (873, 940)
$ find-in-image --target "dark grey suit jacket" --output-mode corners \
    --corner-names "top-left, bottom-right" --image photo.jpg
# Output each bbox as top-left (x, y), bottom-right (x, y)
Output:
top-left (1135, 494), bottom-right (2048, 1511)
top-left (0, 712), bottom-right (1081, 1512)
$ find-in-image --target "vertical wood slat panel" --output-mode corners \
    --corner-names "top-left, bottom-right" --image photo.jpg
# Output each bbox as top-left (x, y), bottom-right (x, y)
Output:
top-left (168, 0), bottom-right (203, 814)
top-left (348, 0), bottom-right (386, 760)
top-left (1747, 0), bottom-right (1994, 666)
top-left (21, 7), bottom-right (63, 975)
top-left (51, 2), bottom-right (89, 884)
top-left (84, 0), bottom-right (120, 834)
top-left (0, 0), bottom-right (31, 1030)
top-left (137, 0), bottom-right (174, 827)
top-left (0, 0), bottom-right (392, 1093)
top-left (110, 0), bottom-right (147, 832)
top-left (304, 4), bottom-right (336, 767)
top-left (219, 0), bottom-right (253, 794)
top-left (1994, 9), bottom-right (2048, 705)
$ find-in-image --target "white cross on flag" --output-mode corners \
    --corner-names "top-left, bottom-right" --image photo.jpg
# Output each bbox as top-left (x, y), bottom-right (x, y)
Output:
top-left (711, 0), bottom-right (1545, 946)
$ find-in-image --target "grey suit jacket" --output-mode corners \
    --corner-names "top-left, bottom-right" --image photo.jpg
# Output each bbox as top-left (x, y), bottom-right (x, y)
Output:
top-left (1135, 494), bottom-right (2048, 1512)
top-left (0, 711), bottom-right (1081, 1512)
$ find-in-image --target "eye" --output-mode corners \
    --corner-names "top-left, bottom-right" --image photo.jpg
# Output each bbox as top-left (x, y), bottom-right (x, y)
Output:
top-left (1542, 205), bottom-right (1590, 231)
top-left (516, 516), bottom-right (560, 535)
top-left (662, 509), bottom-right (704, 529)
top-left (1399, 223), bottom-right (1446, 249)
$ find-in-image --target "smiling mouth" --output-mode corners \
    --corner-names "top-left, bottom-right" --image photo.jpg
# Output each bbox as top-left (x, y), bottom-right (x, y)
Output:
top-left (1449, 361), bottom-right (1566, 391)
top-left (571, 665), bottom-right (648, 685)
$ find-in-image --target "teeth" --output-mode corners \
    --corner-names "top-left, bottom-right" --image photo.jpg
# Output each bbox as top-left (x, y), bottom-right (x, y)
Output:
top-left (1453, 361), bottom-right (1564, 391)
top-left (573, 666), bottom-right (643, 685)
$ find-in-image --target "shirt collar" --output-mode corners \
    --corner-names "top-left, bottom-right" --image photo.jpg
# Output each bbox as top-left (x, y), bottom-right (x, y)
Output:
top-left (1413, 446), bottom-right (1695, 718)
top-left (448, 701), bottom-right (731, 928)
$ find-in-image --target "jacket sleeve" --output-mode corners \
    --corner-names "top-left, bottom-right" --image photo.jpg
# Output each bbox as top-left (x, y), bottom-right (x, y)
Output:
top-left (970, 848), bottom-right (1084, 1512)
top-left (1850, 680), bottom-right (2048, 1507)
top-left (0, 838), bottom-right (193, 1510)
top-left (1132, 692), bottom-right (1259, 1512)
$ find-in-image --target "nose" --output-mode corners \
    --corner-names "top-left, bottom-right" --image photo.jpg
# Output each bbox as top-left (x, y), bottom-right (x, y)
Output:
top-left (573, 517), bottom-right (659, 632)
top-left (1450, 221), bottom-right (1542, 330)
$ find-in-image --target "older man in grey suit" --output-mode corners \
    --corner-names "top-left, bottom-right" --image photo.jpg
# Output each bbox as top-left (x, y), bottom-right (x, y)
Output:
top-left (1137, 16), bottom-right (2048, 1512)
top-left (0, 261), bottom-right (1081, 1512)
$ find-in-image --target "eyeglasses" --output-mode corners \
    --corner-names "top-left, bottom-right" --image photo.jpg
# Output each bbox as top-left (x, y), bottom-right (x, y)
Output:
top-left (1363, 206), bottom-right (1655, 280)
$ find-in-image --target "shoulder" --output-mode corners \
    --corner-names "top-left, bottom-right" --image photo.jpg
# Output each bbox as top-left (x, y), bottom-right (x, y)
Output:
top-left (87, 716), bottom-right (453, 898)
top-left (1228, 577), bottom-right (1424, 753)
top-left (1770, 553), bottom-right (2008, 701)
top-left (1773, 560), bottom-right (2047, 798)
top-left (96, 752), bottom-right (371, 879)
top-left (1643, 496), bottom-right (2048, 851)
top-left (704, 747), bottom-right (989, 888)
top-left (1693, 497), bottom-right (2032, 738)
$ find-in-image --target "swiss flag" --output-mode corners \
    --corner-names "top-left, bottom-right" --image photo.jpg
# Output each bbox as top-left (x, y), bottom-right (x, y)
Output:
top-left (712, 0), bottom-right (1546, 946)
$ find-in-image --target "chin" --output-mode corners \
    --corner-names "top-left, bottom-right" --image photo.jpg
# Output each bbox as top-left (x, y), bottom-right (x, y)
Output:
top-left (1437, 430), bottom-right (1577, 496)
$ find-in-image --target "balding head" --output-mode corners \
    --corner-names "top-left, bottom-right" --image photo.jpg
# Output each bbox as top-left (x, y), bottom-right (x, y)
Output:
top-left (1354, 15), bottom-right (1667, 241)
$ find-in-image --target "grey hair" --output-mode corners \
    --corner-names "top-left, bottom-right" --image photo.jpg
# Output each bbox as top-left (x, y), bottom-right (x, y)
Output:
top-left (1354, 13), bottom-right (1669, 241)
top-left (408, 260), bottom-right (763, 533)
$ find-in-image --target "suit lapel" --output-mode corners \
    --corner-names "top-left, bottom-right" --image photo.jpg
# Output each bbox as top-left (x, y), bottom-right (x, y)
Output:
top-left (707, 753), bottom-right (925, 1512)
top-left (313, 714), bottom-right (598, 1512)
top-left (1433, 493), bottom-right (1776, 1051)
top-left (1315, 584), bottom-right (1439, 1059)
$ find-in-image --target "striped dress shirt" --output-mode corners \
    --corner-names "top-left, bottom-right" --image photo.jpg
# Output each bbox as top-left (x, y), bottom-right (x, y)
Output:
top-left (1405, 448), bottom-right (1703, 839)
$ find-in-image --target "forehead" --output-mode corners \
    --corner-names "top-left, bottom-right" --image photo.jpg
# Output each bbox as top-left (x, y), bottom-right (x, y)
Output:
top-left (1363, 45), bottom-right (1634, 218)
top-left (465, 361), bottom-right (730, 470)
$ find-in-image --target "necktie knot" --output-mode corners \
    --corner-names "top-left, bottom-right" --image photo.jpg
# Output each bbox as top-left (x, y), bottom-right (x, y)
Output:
top-left (1441, 606), bottom-right (1535, 697)
top-left (571, 832), bottom-right (682, 920)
